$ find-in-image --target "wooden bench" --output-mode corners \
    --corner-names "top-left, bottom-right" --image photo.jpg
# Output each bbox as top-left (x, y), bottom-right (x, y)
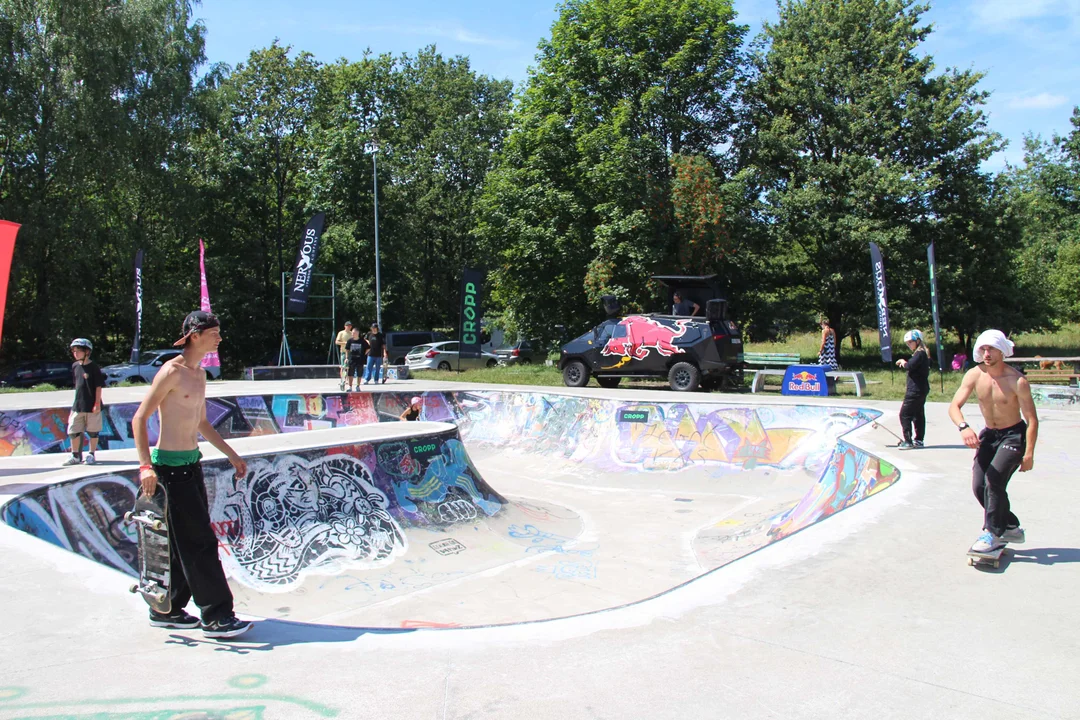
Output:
top-left (741, 352), bottom-right (801, 368)
top-left (1021, 370), bottom-right (1080, 386)
top-left (1006, 356), bottom-right (1080, 387)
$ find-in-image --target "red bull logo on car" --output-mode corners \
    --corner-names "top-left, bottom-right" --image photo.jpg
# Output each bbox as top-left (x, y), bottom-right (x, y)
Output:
top-left (602, 316), bottom-right (691, 361)
top-left (781, 365), bottom-right (829, 396)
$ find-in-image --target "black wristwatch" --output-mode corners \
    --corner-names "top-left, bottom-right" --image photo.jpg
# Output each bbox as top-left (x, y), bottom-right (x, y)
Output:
top-left (957, 422), bottom-right (970, 432)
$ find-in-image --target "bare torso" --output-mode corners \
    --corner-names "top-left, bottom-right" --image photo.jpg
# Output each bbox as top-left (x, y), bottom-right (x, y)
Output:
top-left (971, 364), bottom-right (1024, 429)
top-left (155, 359), bottom-right (207, 451)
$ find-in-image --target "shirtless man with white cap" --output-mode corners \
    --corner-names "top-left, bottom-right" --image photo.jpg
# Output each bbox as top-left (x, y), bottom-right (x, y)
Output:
top-left (948, 329), bottom-right (1038, 556)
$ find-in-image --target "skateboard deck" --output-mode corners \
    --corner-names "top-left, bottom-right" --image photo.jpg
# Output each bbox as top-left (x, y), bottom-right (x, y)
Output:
top-left (870, 421), bottom-right (906, 445)
top-left (967, 546), bottom-right (1005, 569)
top-left (126, 487), bottom-right (172, 614)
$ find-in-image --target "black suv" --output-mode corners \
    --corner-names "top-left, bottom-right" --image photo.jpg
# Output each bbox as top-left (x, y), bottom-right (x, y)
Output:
top-left (558, 275), bottom-right (743, 392)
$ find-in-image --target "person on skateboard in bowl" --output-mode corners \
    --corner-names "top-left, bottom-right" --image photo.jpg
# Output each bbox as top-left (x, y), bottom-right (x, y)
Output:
top-left (132, 310), bottom-right (252, 638)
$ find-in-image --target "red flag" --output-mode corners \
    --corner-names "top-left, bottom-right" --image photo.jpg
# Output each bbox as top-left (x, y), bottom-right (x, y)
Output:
top-left (0, 220), bottom-right (21, 348)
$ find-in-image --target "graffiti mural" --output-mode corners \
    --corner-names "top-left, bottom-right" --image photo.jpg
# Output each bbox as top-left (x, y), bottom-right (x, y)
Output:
top-left (1029, 384), bottom-right (1080, 409)
top-left (209, 452), bottom-right (406, 591)
top-left (2, 428), bottom-right (506, 592)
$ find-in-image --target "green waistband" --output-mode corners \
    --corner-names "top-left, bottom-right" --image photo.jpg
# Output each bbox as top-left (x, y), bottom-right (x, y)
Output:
top-left (151, 448), bottom-right (203, 466)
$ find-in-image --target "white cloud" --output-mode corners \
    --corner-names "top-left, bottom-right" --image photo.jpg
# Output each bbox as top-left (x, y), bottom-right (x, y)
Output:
top-left (330, 23), bottom-right (519, 49)
top-left (1007, 92), bottom-right (1069, 109)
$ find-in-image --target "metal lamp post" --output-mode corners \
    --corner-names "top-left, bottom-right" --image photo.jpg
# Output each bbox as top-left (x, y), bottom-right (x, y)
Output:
top-left (371, 145), bottom-right (382, 329)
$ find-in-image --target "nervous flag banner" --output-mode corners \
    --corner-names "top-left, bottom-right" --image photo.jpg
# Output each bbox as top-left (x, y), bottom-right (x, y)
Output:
top-left (199, 239), bottom-right (220, 369)
top-left (869, 242), bottom-right (892, 363)
top-left (130, 249), bottom-right (144, 363)
top-left (0, 220), bottom-right (21, 348)
top-left (458, 268), bottom-right (483, 360)
top-left (927, 242), bottom-right (946, 372)
top-left (286, 213), bottom-right (326, 315)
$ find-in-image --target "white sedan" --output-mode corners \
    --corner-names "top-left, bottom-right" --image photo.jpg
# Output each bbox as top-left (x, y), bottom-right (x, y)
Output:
top-left (102, 349), bottom-right (223, 385)
top-left (406, 342), bottom-right (499, 371)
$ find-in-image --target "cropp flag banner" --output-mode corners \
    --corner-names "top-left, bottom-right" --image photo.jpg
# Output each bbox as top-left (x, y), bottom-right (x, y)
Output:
top-left (130, 249), bottom-right (144, 363)
top-left (869, 242), bottom-right (892, 363)
top-left (927, 242), bottom-right (945, 371)
top-left (286, 213), bottom-right (327, 314)
top-left (199, 239), bottom-right (220, 369)
top-left (458, 268), bottom-right (483, 360)
top-left (0, 220), bottom-right (21, 348)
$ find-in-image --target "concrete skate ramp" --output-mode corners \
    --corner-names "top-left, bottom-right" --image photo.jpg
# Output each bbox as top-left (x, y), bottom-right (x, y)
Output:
top-left (1, 391), bottom-right (898, 627)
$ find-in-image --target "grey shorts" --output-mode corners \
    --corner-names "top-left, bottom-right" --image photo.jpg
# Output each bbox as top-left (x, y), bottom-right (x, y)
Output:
top-left (67, 411), bottom-right (102, 434)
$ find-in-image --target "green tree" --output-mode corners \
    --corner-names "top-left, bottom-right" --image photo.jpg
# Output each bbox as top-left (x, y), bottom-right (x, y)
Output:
top-left (476, 0), bottom-right (746, 340)
top-left (0, 0), bottom-right (207, 362)
top-left (1005, 107), bottom-right (1080, 323)
top-left (743, 0), bottom-right (1005, 347)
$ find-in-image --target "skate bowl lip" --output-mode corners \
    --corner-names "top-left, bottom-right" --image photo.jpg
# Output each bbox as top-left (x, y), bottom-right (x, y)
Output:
top-left (0, 387), bottom-right (900, 632)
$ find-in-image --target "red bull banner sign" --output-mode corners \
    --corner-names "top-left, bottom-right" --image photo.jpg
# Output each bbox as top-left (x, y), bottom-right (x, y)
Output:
top-left (782, 365), bottom-right (829, 396)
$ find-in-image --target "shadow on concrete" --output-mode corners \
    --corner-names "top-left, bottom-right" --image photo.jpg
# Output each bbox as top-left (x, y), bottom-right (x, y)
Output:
top-left (163, 618), bottom-right (413, 654)
top-left (1007, 547), bottom-right (1080, 566)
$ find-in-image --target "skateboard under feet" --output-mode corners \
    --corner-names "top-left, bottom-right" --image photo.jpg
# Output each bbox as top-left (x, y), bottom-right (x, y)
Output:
top-left (967, 546), bottom-right (1005, 569)
top-left (125, 487), bottom-right (171, 614)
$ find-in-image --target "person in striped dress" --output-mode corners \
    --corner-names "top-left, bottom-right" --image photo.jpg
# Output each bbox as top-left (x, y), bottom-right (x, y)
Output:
top-left (817, 318), bottom-right (840, 370)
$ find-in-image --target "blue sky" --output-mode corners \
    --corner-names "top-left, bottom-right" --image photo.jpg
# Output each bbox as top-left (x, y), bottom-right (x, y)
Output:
top-left (195, 0), bottom-right (1079, 171)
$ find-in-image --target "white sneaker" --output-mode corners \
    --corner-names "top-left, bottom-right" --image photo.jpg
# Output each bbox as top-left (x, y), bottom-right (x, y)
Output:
top-left (85, 453), bottom-right (96, 465)
top-left (970, 531), bottom-right (1005, 555)
top-left (1002, 527), bottom-right (1025, 544)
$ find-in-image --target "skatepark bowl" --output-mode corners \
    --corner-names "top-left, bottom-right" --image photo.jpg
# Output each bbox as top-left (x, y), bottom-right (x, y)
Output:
top-left (0, 389), bottom-right (899, 628)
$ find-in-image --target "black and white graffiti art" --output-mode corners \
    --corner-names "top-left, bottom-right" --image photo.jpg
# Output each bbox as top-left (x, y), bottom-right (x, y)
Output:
top-left (209, 453), bottom-right (406, 591)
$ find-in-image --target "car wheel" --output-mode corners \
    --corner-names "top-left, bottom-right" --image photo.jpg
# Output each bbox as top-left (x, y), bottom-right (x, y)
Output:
top-left (131, 376), bottom-right (147, 384)
top-left (437, 361), bottom-right (452, 371)
top-left (562, 360), bottom-right (590, 388)
top-left (518, 358), bottom-right (532, 366)
top-left (486, 359), bottom-right (497, 368)
top-left (668, 362), bottom-right (701, 392)
top-left (596, 376), bottom-right (621, 389)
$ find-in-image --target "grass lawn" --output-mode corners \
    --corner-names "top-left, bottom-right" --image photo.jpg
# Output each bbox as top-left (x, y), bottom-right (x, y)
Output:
top-left (412, 324), bottom-right (1080, 402)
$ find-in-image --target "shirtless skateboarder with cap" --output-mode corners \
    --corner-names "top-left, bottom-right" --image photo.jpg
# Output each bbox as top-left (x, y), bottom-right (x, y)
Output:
top-left (132, 310), bottom-right (252, 638)
top-left (948, 329), bottom-right (1038, 557)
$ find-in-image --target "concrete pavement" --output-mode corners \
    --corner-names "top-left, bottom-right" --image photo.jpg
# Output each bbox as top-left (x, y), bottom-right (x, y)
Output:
top-left (0, 380), bottom-right (1076, 719)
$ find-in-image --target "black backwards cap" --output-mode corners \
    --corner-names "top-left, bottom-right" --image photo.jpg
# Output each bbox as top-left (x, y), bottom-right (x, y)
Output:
top-left (174, 310), bottom-right (220, 346)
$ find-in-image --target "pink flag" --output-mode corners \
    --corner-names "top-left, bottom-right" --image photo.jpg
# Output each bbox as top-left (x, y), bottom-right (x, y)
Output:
top-left (199, 239), bottom-right (220, 369)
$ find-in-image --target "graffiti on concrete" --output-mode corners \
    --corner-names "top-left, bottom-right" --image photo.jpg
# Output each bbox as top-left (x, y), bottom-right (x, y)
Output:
top-left (2, 429), bottom-right (505, 592)
top-left (208, 452), bottom-right (406, 591)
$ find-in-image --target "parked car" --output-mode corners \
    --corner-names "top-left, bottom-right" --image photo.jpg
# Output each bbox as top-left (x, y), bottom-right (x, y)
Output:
top-left (406, 341), bottom-right (499, 371)
top-left (102, 349), bottom-right (223, 386)
top-left (0, 361), bottom-right (75, 388)
top-left (559, 274), bottom-right (744, 392)
top-left (494, 338), bottom-right (542, 366)
top-left (386, 331), bottom-right (448, 365)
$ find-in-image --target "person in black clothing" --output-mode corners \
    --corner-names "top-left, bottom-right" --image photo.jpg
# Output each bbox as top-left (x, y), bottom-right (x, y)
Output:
top-left (344, 328), bottom-right (368, 391)
top-left (64, 338), bottom-right (106, 466)
top-left (671, 291), bottom-right (700, 317)
top-left (895, 329), bottom-right (931, 448)
top-left (400, 396), bottom-right (422, 421)
top-left (363, 322), bottom-right (388, 385)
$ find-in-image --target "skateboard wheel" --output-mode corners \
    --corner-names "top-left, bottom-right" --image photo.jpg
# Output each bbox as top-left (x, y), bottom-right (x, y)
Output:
top-left (124, 511), bottom-right (133, 522)
top-left (152, 521), bottom-right (165, 531)
top-left (129, 583), bottom-right (139, 593)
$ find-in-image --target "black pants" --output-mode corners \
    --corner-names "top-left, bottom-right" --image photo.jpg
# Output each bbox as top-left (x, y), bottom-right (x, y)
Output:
top-left (972, 421), bottom-right (1025, 537)
top-left (899, 392), bottom-right (928, 443)
top-left (155, 462), bottom-right (234, 622)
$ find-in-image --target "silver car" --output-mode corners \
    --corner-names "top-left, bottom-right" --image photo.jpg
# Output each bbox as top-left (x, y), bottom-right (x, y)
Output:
top-left (406, 341), bottom-right (499, 371)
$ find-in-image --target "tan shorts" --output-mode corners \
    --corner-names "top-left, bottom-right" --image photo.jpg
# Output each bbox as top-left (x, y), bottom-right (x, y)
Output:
top-left (67, 411), bottom-right (102, 435)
